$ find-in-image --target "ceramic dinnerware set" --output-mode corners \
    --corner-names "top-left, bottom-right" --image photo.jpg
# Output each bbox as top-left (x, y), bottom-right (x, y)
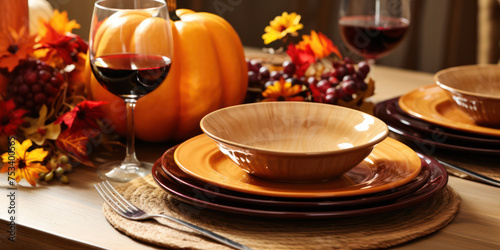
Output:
top-left (152, 102), bottom-right (449, 219)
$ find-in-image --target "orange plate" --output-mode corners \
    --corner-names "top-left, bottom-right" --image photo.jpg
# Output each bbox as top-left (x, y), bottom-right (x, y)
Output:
top-left (173, 134), bottom-right (421, 198)
top-left (399, 84), bottom-right (500, 137)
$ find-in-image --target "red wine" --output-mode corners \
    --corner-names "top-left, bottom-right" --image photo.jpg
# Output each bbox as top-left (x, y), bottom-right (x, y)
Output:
top-left (91, 54), bottom-right (171, 99)
top-left (339, 16), bottom-right (409, 59)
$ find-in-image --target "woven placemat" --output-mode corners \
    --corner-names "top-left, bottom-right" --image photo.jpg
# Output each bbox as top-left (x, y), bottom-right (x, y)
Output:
top-left (102, 175), bottom-right (460, 250)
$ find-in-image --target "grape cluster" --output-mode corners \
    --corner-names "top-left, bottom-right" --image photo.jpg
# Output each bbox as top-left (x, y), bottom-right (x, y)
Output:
top-left (7, 59), bottom-right (66, 114)
top-left (247, 59), bottom-right (306, 90)
top-left (308, 59), bottom-right (370, 104)
top-left (246, 58), bottom-right (371, 105)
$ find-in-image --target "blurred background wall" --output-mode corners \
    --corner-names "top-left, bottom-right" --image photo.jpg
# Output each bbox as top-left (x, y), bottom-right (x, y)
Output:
top-left (47, 0), bottom-right (497, 73)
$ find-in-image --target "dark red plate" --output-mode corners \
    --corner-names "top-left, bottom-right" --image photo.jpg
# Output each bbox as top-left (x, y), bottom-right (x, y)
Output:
top-left (158, 146), bottom-right (430, 209)
top-left (152, 154), bottom-right (448, 219)
top-left (374, 98), bottom-right (500, 155)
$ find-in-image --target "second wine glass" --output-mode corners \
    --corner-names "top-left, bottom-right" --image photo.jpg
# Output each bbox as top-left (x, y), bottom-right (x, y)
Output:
top-left (339, 0), bottom-right (410, 62)
top-left (89, 0), bottom-right (173, 182)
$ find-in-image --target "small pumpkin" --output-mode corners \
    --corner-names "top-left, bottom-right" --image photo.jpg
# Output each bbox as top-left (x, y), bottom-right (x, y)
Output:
top-left (86, 9), bottom-right (247, 142)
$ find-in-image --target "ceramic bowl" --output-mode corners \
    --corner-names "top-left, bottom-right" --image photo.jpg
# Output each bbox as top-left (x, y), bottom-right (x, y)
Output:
top-left (200, 102), bottom-right (389, 182)
top-left (435, 64), bottom-right (500, 128)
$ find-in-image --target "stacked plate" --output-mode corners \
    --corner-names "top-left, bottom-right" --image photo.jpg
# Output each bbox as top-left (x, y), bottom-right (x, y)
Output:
top-left (152, 134), bottom-right (449, 219)
top-left (374, 85), bottom-right (500, 155)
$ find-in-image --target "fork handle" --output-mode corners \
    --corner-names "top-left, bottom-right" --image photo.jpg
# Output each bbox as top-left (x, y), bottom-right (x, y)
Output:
top-left (435, 159), bottom-right (500, 188)
top-left (152, 214), bottom-right (253, 250)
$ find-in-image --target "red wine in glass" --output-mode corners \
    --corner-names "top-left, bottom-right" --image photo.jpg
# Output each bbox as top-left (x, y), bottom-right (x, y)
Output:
top-left (91, 53), bottom-right (172, 99)
top-left (339, 16), bottom-right (409, 60)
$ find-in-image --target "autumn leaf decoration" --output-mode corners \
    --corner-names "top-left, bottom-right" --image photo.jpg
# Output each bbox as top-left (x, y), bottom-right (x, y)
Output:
top-left (34, 10), bottom-right (88, 67)
top-left (55, 129), bottom-right (97, 167)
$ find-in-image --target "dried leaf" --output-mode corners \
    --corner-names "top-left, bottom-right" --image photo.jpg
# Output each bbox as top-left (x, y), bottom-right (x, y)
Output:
top-left (55, 129), bottom-right (97, 167)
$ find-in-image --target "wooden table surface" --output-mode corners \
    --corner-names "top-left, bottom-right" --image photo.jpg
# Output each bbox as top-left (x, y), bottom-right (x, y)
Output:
top-left (1, 65), bottom-right (500, 250)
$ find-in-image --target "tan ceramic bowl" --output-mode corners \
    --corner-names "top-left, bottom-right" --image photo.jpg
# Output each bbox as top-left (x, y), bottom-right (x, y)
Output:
top-left (435, 64), bottom-right (500, 128)
top-left (200, 102), bottom-right (389, 182)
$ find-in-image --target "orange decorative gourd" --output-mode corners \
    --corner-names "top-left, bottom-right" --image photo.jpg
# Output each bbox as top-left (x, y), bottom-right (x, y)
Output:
top-left (87, 9), bottom-right (247, 142)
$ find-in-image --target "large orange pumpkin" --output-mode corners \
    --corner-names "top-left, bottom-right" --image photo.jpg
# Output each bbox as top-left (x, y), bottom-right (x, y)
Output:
top-left (86, 9), bottom-right (247, 142)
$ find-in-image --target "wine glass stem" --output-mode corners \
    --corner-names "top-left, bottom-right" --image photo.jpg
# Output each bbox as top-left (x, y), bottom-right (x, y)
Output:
top-left (122, 99), bottom-right (140, 167)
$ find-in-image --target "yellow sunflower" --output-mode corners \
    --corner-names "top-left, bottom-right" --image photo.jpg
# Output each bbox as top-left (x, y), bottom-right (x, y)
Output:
top-left (1, 139), bottom-right (49, 186)
top-left (262, 77), bottom-right (304, 101)
top-left (262, 12), bottom-right (304, 45)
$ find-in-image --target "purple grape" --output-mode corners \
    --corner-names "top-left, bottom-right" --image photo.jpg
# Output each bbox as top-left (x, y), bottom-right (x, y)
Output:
top-left (307, 76), bottom-right (318, 86)
top-left (357, 80), bottom-right (368, 91)
top-left (282, 61), bottom-right (296, 75)
top-left (341, 80), bottom-right (358, 95)
top-left (249, 59), bottom-right (261, 73)
top-left (270, 71), bottom-right (282, 80)
top-left (248, 71), bottom-right (259, 83)
top-left (325, 94), bottom-right (337, 104)
top-left (325, 87), bottom-right (336, 96)
top-left (345, 63), bottom-right (355, 74)
top-left (259, 66), bottom-right (270, 80)
top-left (358, 61), bottom-right (370, 75)
top-left (317, 79), bottom-right (331, 93)
top-left (336, 66), bottom-right (347, 79)
top-left (342, 75), bottom-right (354, 82)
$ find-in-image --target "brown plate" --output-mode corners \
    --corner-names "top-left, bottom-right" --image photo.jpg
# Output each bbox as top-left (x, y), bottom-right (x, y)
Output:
top-left (374, 98), bottom-right (500, 155)
top-left (173, 134), bottom-right (421, 198)
top-left (160, 145), bottom-right (431, 209)
top-left (399, 85), bottom-right (500, 137)
top-left (152, 154), bottom-right (448, 219)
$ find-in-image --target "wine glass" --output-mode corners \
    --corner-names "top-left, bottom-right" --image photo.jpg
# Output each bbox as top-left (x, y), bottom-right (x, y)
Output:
top-left (338, 0), bottom-right (410, 63)
top-left (89, 0), bottom-right (173, 182)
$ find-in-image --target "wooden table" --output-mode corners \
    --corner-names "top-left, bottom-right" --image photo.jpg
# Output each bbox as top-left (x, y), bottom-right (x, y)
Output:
top-left (1, 65), bottom-right (500, 250)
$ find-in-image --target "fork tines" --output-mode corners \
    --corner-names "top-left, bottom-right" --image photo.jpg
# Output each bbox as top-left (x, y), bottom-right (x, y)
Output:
top-left (94, 181), bottom-right (137, 215)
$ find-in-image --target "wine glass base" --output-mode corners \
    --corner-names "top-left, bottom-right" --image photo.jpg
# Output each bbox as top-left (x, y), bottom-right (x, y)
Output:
top-left (97, 161), bottom-right (153, 183)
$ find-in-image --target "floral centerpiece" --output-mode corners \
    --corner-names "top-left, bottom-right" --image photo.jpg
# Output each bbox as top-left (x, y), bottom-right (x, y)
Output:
top-left (0, 10), bottom-right (118, 186)
top-left (247, 12), bottom-right (375, 111)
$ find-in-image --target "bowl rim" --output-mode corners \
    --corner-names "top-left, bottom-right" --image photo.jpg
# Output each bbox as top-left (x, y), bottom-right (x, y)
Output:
top-left (434, 64), bottom-right (500, 100)
top-left (200, 101), bottom-right (389, 156)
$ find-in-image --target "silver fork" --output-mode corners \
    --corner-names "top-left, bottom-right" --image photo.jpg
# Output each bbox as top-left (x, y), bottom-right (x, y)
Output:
top-left (95, 181), bottom-right (252, 250)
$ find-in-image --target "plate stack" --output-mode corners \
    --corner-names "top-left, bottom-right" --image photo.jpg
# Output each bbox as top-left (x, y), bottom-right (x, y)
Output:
top-left (374, 85), bottom-right (500, 155)
top-left (152, 134), bottom-right (448, 219)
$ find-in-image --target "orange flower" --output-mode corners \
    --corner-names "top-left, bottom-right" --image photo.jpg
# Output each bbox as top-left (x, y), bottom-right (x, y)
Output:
top-left (35, 10), bottom-right (87, 66)
top-left (262, 77), bottom-right (304, 101)
top-left (37, 10), bottom-right (80, 38)
top-left (297, 31), bottom-right (342, 59)
top-left (0, 27), bottom-right (36, 71)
